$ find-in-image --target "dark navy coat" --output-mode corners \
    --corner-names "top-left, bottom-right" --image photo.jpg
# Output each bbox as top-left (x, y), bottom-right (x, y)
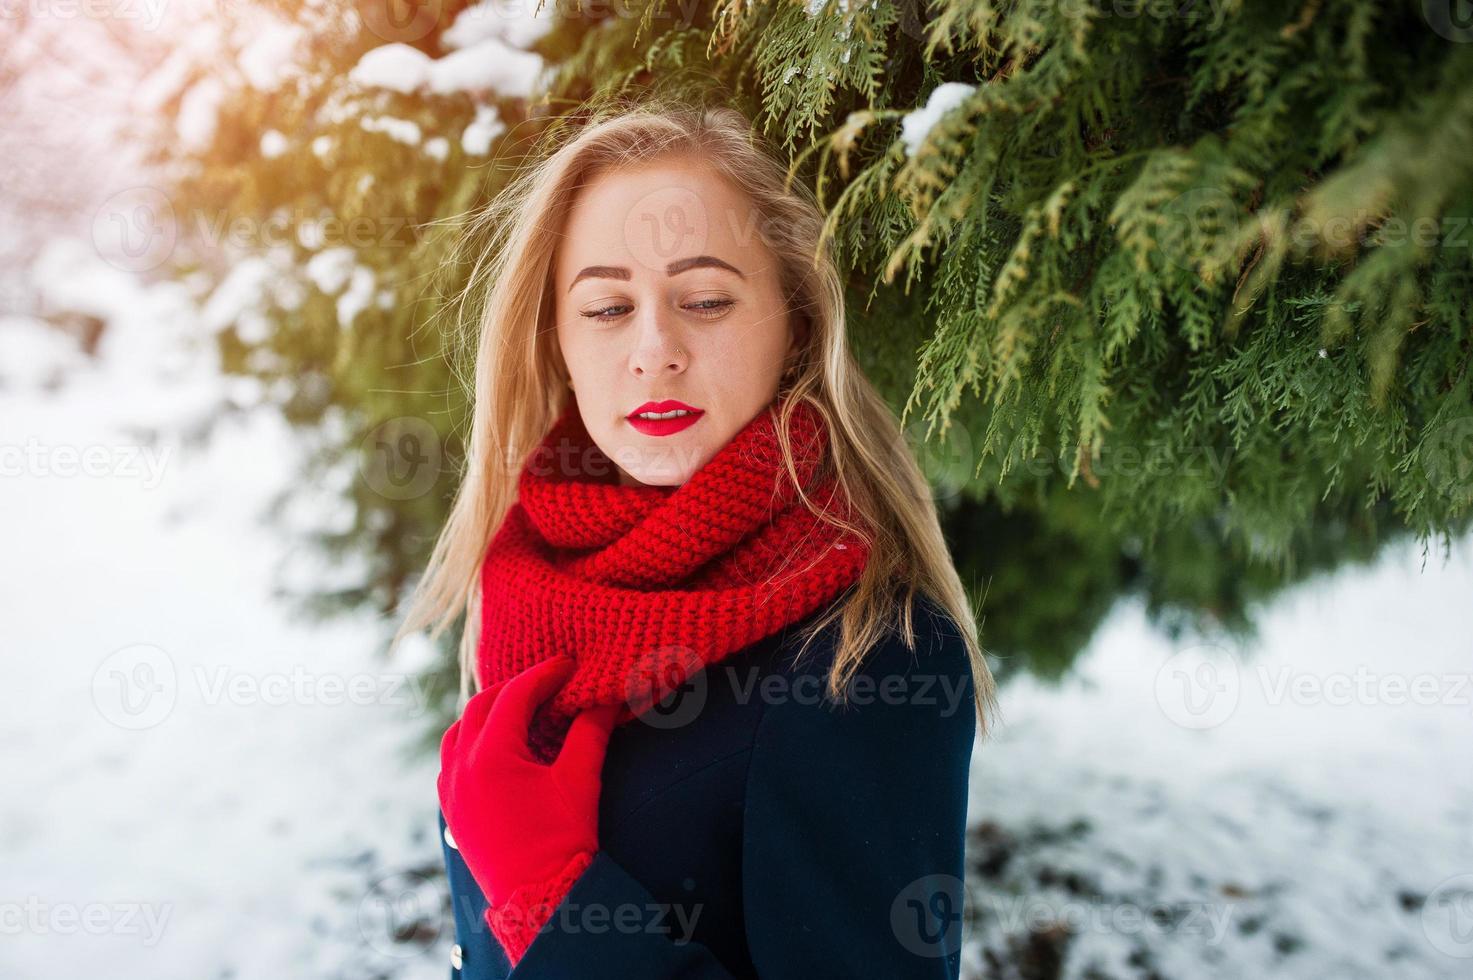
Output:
top-left (437, 593), bottom-right (977, 978)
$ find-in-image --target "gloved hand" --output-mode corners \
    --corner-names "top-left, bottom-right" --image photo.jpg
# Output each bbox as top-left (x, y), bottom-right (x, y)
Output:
top-left (437, 655), bottom-right (622, 965)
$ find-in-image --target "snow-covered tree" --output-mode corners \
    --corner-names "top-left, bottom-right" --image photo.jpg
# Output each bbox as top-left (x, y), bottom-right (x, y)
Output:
top-left (154, 0), bottom-right (1473, 703)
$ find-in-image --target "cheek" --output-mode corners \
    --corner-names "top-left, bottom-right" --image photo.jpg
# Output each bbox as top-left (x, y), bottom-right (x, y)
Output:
top-left (722, 310), bottom-right (790, 375)
top-left (555, 319), bottom-right (599, 368)
top-left (709, 334), bottom-right (777, 379)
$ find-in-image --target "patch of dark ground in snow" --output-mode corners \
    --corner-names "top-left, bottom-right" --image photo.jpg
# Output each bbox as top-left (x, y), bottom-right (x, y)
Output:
top-left (956, 814), bottom-right (1431, 980)
top-left (292, 803), bottom-right (1444, 979)
top-left (294, 828), bottom-right (455, 980)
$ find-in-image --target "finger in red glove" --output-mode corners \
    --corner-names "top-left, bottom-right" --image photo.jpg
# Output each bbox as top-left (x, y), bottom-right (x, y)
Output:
top-left (437, 656), bottom-right (623, 966)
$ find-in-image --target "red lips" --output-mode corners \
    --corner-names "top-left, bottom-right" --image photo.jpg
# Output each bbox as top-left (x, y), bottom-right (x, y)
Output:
top-left (626, 400), bottom-right (704, 437)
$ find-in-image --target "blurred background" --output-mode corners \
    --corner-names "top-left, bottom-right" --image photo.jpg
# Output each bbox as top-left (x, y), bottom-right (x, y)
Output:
top-left (2, 0), bottom-right (1472, 977)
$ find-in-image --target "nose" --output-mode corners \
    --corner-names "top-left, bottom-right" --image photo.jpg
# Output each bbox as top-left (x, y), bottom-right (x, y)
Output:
top-left (628, 313), bottom-right (688, 379)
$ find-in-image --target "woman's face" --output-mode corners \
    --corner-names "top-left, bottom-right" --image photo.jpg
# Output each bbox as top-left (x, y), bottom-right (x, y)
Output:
top-left (552, 153), bottom-right (798, 488)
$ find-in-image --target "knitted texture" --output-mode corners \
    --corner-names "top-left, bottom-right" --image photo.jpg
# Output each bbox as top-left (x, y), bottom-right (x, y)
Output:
top-left (483, 848), bottom-right (596, 967)
top-left (479, 393), bottom-right (872, 760)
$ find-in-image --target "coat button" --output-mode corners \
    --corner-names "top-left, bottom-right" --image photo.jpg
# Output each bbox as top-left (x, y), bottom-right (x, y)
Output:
top-left (451, 942), bottom-right (463, 970)
top-left (443, 824), bottom-right (458, 850)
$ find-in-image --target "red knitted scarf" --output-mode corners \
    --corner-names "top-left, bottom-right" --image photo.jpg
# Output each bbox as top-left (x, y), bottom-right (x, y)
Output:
top-left (477, 394), bottom-right (871, 758)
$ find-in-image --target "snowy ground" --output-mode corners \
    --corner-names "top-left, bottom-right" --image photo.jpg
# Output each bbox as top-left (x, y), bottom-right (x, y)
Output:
top-left (1, 246), bottom-right (1470, 978)
top-left (0, 246), bottom-right (451, 979)
top-left (960, 539), bottom-right (1473, 977)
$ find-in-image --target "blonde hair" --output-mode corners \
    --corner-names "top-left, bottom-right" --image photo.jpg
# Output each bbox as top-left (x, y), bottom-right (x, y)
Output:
top-left (395, 97), bottom-right (999, 736)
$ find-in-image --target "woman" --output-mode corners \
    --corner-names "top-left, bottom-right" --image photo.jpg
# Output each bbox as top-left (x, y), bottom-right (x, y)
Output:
top-left (397, 100), bottom-right (999, 978)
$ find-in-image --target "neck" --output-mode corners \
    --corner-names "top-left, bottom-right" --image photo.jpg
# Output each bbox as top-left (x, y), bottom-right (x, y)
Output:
top-left (617, 468), bottom-right (679, 492)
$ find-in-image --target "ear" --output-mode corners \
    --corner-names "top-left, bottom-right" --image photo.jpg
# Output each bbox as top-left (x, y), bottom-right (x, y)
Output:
top-left (786, 313), bottom-right (809, 362)
top-left (554, 348), bottom-right (574, 389)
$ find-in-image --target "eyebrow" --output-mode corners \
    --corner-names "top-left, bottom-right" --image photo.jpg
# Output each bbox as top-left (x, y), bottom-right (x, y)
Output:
top-left (567, 255), bottom-right (746, 291)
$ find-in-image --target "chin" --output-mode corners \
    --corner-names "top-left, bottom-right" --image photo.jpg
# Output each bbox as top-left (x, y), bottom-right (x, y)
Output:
top-left (618, 442), bottom-right (707, 487)
top-left (609, 429), bottom-right (712, 486)
top-left (622, 463), bottom-right (691, 488)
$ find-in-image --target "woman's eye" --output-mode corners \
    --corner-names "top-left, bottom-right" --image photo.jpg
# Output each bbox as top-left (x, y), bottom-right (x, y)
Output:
top-left (686, 298), bottom-right (735, 318)
top-left (581, 304), bottom-right (632, 322)
top-left (579, 299), bottom-right (734, 322)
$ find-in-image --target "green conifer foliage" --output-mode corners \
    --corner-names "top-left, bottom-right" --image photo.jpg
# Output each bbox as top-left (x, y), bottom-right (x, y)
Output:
top-left (164, 0), bottom-right (1473, 698)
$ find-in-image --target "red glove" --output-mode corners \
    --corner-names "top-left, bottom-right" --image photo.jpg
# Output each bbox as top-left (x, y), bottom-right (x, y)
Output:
top-left (437, 655), bottom-right (622, 966)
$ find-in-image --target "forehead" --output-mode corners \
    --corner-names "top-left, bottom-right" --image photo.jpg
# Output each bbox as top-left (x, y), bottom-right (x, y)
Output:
top-left (556, 154), bottom-right (764, 277)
